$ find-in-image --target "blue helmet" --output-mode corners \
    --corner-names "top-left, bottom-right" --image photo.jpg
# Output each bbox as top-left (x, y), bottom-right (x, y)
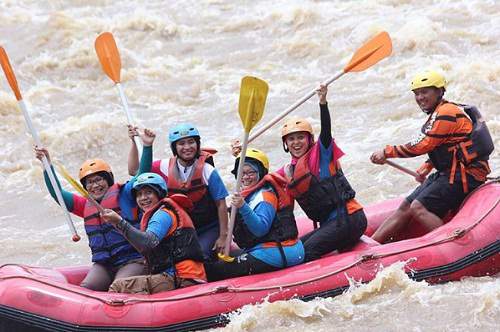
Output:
top-left (168, 123), bottom-right (201, 156)
top-left (132, 172), bottom-right (167, 198)
top-left (168, 123), bottom-right (200, 144)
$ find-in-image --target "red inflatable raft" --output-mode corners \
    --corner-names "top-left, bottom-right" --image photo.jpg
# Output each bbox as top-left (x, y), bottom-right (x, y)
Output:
top-left (1, 181), bottom-right (499, 332)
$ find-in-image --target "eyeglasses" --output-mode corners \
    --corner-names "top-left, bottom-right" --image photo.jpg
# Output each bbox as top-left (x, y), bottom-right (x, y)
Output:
top-left (85, 176), bottom-right (106, 187)
top-left (242, 170), bottom-right (258, 177)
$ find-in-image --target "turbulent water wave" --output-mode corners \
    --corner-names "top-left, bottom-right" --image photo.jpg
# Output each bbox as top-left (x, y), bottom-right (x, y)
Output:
top-left (0, 0), bottom-right (499, 330)
top-left (214, 263), bottom-right (500, 332)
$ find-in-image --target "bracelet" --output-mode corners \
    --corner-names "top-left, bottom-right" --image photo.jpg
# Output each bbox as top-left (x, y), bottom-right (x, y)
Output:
top-left (116, 218), bottom-right (128, 232)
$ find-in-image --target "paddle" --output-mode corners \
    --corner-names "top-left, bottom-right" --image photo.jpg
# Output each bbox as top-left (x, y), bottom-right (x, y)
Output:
top-left (0, 46), bottom-right (81, 242)
top-left (385, 160), bottom-right (421, 179)
top-left (248, 31), bottom-right (392, 143)
top-left (54, 161), bottom-right (105, 213)
top-left (222, 76), bottom-right (268, 257)
top-left (94, 32), bottom-right (142, 156)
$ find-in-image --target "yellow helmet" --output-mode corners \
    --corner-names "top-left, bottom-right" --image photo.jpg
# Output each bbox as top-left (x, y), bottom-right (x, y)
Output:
top-left (244, 148), bottom-right (269, 171)
top-left (232, 148), bottom-right (269, 177)
top-left (410, 70), bottom-right (447, 91)
top-left (281, 117), bottom-right (313, 139)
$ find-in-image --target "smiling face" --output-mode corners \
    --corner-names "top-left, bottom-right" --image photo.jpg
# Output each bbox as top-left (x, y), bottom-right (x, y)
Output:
top-left (240, 164), bottom-right (259, 189)
top-left (284, 131), bottom-right (311, 158)
top-left (84, 174), bottom-right (109, 200)
top-left (135, 186), bottom-right (160, 212)
top-left (413, 87), bottom-right (443, 113)
top-left (175, 137), bottom-right (198, 162)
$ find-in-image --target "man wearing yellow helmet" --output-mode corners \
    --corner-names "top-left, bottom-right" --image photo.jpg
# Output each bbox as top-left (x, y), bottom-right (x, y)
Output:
top-left (205, 148), bottom-right (304, 281)
top-left (34, 128), bottom-right (157, 291)
top-left (370, 70), bottom-right (493, 243)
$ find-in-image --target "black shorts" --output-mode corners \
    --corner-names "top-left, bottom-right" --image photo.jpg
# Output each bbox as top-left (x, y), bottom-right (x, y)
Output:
top-left (406, 171), bottom-right (483, 219)
top-left (204, 253), bottom-right (280, 282)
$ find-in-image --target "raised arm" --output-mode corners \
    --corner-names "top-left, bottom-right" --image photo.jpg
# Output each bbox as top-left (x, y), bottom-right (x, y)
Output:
top-left (137, 128), bottom-right (155, 175)
top-left (127, 125), bottom-right (140, 176)
top-left (34, 147), bottom-right (85, 215)
top-left (122, 128), bottom-right (156, 195)
top-left (317, 84), bottom-right (332, 148)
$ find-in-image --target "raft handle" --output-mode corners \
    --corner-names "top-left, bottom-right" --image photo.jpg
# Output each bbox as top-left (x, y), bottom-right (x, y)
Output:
top-left (213, 285), bottom-right (230, 293)
top-left (107, 299), bottom-right (126, 306)
top-left (452, 228), bottom-right (466, 239)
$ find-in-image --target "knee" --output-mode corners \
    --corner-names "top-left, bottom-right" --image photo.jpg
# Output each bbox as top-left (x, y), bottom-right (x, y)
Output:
top-left (397, 200), bottom-right (411, 213)
top-left (80, 280), bottom-right (107, 291)
top-left (409, 200), bottom-right (427, 219)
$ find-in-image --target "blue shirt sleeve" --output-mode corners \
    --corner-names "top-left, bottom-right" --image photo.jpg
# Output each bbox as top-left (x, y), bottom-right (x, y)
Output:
top-left (319, 142), bottom-right (333, 180)
top-left (207, 169), bottom-right (229, 200)
top-left (239, 200), bottom-right (276, 237)
top-left (146, 209), bottom-right (173, 240)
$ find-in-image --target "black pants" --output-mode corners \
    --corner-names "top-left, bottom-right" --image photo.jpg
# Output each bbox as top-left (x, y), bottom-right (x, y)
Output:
top-left (406, 171), bottom-right (483, 218)
top-left (204, 253), bottom-right (280, 282)
top-left (301, 209), bottom-right (367, 262)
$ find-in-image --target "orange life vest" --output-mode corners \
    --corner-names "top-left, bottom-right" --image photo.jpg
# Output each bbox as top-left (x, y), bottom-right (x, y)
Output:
top-left (233, 173), bottom-right (298, 250)
top-left (167, 150), bottom-right (218, 228)
top-left (140, 195), bottom-right (205, 280)
top-left (428, 104), bottom-right (493, 192)
top-left (284, 148), bottom-right (362, 225)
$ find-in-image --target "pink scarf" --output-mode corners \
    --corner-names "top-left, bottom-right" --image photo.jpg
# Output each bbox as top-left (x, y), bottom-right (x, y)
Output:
top-left (280, 140), bottom-right (344, 177)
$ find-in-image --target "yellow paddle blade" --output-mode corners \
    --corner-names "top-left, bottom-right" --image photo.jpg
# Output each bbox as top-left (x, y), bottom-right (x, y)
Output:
top-left (217, 253), bottom-right (235, 263)
top-left (0, 46), bottom-right (23, 101)
top-left (54, 161), bottom-right (89, 197)
top-left (238, 76), bottom-right (268, 133)
top-left (95, 32), bottom-right (122, 83)
top-left (344, 31), bottom-right (392, 73)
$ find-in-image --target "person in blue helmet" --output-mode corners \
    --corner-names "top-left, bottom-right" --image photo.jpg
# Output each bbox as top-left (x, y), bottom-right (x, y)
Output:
top-left (34, 128), bottom-right (156, 291)
top-left (102, 172), bottom-right (207, 294)
top-left (128, 124), bottom-right (229, 260)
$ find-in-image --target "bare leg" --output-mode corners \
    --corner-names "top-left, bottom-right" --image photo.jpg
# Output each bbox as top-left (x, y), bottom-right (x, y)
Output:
top-left (410, 200), bottom-right (443, 232)
top-left (372, 200), bottom-right (412, 243)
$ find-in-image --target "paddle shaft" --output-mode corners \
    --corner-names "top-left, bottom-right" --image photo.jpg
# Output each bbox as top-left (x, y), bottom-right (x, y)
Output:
top-left (18, 99), bottom-right (80, 240)
top-left (54, 161), bottom-right (104, 213)
top-left (116, 83), bottom-right (143, 157)
top-left (248, 70), bottom-right (344, 143)
top-left (386, 160), bottom-right (419, 178)
top-left (224, 131), bottom-right (250, 256)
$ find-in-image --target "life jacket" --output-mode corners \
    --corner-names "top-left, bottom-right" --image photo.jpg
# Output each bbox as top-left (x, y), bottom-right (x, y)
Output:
top-left (140, 195), bottom-right (204, 275)
top-left (427, 104), bottom-right (493, 192)
top-left (167, 150), bottom-right (218, 229)
top-left (233, 173), bottom-right (299, 251)
top-left (83, 183), bottom-right (140, 266)
top-left (285, 148), bottom-right (356, 225)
